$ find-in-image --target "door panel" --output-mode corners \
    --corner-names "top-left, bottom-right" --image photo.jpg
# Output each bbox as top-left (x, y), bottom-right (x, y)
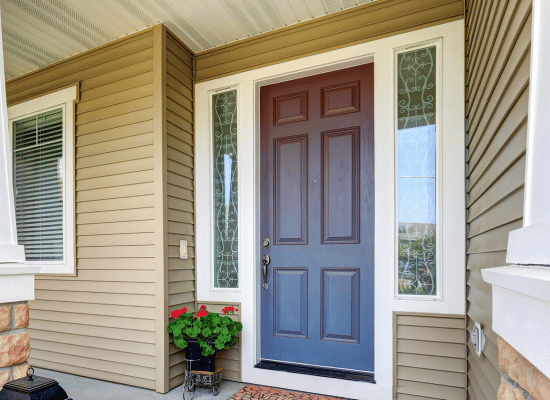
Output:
top-left (260, 63), bottom-right (374, 374)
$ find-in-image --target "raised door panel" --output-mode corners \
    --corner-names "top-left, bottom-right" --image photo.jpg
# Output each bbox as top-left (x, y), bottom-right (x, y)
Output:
top-left (321, 268), bottom-right (360, 343)
top-left (321, 128), bottom-right (360, 244)
top-left (274, 135), bottom-right (308, 245)
top-left (274, 268), bottom-right (308, 339)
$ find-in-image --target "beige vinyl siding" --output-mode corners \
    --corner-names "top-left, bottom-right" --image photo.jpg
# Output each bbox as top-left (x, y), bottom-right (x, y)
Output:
top-left (7, 28), bottom-right (159, 390)
top-left (465, 0), bottom-right (531, 399)
top-left (195, 0), bottom-right (465, 82)
top-left (163, 30), bottom-right (197, 391)
top-left (394, 313), bottom-right (467, 400)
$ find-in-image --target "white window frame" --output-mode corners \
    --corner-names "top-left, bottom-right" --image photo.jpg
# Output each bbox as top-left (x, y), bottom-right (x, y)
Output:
top-left (208, 86), bottom-right (241, 292)
top-left (394, 39), bottom-right (443, 300)
top-left (8, 85), bottom-right (77, 275)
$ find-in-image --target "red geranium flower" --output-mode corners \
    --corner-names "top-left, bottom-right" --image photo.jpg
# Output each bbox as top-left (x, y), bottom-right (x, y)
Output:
top-left (222, 306), bottom-right (237, 314)
top-left (200, 305), bottom-right (207, 310)
top-left (170, 307), bottom-right (187, 319)
top-left (197, 309), bottom-right (208, 318)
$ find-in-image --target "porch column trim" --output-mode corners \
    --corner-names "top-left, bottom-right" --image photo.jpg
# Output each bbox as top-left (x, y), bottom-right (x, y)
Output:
top-left (0, 5), bottom-right (24, 261)
top-left (506, 0), bottom-right (550, 264)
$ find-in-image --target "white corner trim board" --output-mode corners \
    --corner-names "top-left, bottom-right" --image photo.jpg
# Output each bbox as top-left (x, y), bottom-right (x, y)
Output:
top-left (483, 265), bottom-right (550, 380)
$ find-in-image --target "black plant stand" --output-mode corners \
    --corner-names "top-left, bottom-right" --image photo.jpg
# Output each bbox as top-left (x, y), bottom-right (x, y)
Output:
top-left (183, 359), bottom-right (222, 399)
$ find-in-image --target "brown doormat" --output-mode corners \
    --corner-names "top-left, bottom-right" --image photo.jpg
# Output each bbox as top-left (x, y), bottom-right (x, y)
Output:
top-left (229, 384), bottom-right (343, 400)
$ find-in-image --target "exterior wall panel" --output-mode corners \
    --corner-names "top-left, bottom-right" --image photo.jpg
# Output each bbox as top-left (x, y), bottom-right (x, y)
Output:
top-left (465, 0), bottom-right (531, 399)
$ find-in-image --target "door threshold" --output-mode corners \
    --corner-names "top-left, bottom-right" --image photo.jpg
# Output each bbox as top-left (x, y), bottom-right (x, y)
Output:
top-left (255, 360), bottom-right (375, 383)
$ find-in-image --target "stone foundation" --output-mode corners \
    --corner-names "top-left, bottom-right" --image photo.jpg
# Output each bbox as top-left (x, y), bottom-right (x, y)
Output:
top-left (0, 301), bottom-right (30, 391)
top-left (498, 337), bottom-right (550, 400)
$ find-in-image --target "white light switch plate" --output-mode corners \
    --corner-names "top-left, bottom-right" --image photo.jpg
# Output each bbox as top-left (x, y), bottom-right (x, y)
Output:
top-left (179, 240), bottom-right (188, 259)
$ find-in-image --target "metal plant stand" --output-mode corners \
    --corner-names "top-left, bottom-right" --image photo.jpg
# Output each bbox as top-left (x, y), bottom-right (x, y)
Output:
top-left (183, 359), bottom-right (222, 399)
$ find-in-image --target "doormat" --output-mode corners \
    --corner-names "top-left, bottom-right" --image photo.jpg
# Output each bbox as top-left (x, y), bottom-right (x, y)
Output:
top-left (229, 384), bottom-right (343, 400)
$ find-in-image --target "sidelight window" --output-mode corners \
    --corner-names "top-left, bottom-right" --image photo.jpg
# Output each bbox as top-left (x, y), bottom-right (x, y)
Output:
top-left (396, 45), bottom-right (439, 297)
top-left (212, 90), bottom-right (239, 289)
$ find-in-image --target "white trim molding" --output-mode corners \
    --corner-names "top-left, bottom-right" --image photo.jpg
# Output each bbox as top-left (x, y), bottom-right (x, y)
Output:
top-left (0, 264), bottom-right (40, 303)
top-left (482, 266), bottom-right (550, 379)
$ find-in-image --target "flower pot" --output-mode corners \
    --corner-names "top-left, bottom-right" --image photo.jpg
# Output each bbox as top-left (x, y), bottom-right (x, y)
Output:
top-left (185, 339), bottom-right (217, 372)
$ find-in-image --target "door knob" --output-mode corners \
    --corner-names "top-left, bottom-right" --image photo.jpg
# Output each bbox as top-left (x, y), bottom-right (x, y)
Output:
top-left (262, 254), bottom-right (270, 290)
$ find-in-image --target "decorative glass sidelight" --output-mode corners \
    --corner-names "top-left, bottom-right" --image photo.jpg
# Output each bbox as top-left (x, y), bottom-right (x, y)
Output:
top-left (397, 46), bottom-right (437, 296)
top-left (212, 90), bottom-right (238, 288)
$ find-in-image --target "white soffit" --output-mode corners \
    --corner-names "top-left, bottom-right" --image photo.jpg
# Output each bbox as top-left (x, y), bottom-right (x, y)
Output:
top-left (0, 0), bottom-right (377, 80)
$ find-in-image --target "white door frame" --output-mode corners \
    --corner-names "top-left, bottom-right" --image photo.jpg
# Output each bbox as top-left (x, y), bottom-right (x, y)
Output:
top-left (195, 20), bottom-right (465, 399)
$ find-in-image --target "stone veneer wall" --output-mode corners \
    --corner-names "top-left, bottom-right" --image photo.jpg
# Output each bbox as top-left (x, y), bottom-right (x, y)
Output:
top-left (498, 337), bottom-right (550, 400)
top-left (0, 302), bottom-right (30, 390)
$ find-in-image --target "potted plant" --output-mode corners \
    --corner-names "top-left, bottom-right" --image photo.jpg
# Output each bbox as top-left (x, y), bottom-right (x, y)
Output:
top-left (167, 305), bottom-right (243, 372)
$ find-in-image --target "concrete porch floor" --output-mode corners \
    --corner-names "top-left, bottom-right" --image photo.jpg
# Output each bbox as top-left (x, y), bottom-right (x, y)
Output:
top-left (33, 368), bottom-right (246, 400)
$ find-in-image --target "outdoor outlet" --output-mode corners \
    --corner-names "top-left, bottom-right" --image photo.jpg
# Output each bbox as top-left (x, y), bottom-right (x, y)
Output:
top-left (179, 240), bottom-right (188, 259)
top-left (470, 321), bottom-right (486, 357)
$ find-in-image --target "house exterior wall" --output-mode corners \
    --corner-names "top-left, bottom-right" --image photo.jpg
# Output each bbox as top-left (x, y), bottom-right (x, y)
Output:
top-left (194, 0), bottom-right (465, 82)
top-left (5, 26), bottom-right (196, 393)
top-left (465, 0), bottom-right (531, 399)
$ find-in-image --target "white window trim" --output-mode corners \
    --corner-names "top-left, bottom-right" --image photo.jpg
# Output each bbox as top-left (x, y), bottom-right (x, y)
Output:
top-left (394, 39), bottom-right (443, 301)
top-left (8, 85), bottom-right (77, 275)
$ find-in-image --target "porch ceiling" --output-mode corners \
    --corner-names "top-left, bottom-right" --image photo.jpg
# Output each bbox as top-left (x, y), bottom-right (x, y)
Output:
top-left (0, 0), bottom-right (376, 80)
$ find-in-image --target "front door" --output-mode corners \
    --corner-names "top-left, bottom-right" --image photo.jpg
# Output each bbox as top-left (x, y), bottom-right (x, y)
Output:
top-left (260, 63), bottom-right (375, 377)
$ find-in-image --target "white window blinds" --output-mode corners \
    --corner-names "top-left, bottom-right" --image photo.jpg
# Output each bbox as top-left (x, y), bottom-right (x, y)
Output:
top-left (13, 109), bottom-right (64, 262)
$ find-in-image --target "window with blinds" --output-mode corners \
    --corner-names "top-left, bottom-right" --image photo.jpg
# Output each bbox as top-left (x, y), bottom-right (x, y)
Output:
top-left (12, 109), bottom-right (64, 262)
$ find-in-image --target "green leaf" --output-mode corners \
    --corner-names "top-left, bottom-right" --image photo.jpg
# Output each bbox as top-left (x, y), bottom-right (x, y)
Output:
top-left (174, 337), bottom-right (188, 349)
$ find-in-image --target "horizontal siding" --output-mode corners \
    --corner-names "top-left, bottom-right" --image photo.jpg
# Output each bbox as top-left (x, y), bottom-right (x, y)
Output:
top-left (465, 0), bottom-right (531, 399)
top-left (194, 0), bottom-right (465, 81)
top-left (394, 313), bottom-right (467, 400)
top-left (164, 32), bottom-right (197, 391)
top-left (7, 28), bottom-right (157, 390)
